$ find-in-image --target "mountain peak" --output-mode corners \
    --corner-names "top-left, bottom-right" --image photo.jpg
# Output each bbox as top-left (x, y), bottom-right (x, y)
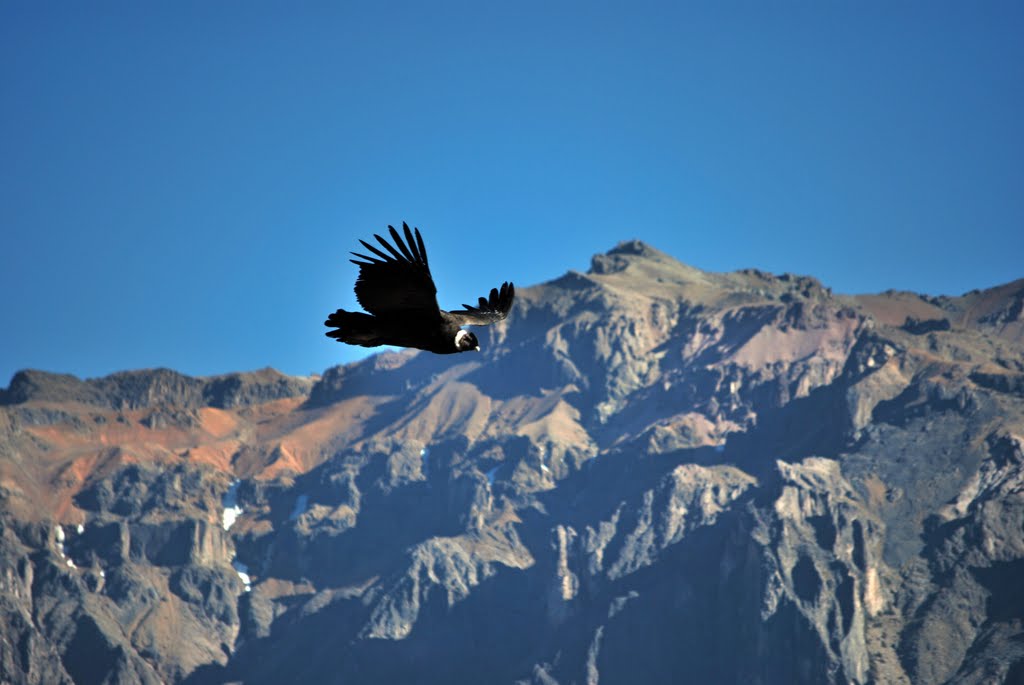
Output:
top-left (588, 238), bottom-right (700, 278)
top-left (605, 239), bottom-right (661, 258)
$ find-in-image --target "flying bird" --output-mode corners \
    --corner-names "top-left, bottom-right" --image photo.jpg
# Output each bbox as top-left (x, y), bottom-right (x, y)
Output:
top-left (325, 223), bottom-right (515, 354)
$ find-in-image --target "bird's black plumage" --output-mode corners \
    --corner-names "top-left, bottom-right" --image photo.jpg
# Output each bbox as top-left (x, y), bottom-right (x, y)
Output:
top-left (325, 223), bottom-right (515, 354)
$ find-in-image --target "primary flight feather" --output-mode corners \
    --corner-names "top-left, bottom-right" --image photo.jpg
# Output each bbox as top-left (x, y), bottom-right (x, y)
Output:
top-left (325, 223), bottom-right (515, 354)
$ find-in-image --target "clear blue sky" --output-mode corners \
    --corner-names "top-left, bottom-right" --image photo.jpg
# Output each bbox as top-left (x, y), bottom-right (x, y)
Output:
top-left (2, 2), bottom-right (1022, 385)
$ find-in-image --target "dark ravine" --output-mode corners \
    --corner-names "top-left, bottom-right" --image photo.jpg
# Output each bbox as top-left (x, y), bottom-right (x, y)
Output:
top-left (1, 242), bottom-right (1022, 684)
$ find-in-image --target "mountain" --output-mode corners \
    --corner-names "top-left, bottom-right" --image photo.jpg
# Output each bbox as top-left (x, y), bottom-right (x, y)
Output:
top-left (2, 241), bottom-right (1023, 684)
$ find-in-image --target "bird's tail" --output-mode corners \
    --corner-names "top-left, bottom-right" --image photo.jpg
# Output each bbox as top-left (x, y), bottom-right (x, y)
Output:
top-left (324, 309), bottom-right (384, 347)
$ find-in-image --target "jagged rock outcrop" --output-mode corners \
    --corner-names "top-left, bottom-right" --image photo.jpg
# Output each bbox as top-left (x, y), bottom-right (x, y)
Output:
top-left (755, 458), bottom-right (888, 683)
top-left (0, 367), bottom-right (314, 411)
top-left (1, 243), bottom-right (1022, 683)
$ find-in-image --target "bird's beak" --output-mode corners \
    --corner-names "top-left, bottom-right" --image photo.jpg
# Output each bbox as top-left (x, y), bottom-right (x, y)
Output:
top-left (473, 345), bottom-right (481, 352)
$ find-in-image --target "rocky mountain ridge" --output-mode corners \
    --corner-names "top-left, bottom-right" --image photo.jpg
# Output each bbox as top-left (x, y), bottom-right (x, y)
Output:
top-left (1, 241), bottom-right (1022, 684)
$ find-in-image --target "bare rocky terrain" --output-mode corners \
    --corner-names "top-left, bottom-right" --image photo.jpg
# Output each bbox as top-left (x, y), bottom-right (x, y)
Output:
top-left (2, 241), bottom-right (1023, 684)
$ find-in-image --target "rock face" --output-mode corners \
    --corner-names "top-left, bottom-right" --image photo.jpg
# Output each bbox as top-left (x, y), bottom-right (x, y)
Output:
top-left (1, 243), bottom-right (1023, 684)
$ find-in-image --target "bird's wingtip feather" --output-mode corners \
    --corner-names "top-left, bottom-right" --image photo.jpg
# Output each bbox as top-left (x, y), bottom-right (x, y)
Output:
top-left (388, 225), bottom-right (415, 262)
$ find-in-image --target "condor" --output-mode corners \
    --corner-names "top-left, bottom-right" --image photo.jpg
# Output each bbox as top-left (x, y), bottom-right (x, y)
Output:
top-left (325, 223), bottom-right (515, 354)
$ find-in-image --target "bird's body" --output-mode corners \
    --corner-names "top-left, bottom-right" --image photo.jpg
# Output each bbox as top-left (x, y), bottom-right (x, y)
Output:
top-left (327, 308), bottom-right (472, 354)
top-left (325, 223), bottom-right (514, 354)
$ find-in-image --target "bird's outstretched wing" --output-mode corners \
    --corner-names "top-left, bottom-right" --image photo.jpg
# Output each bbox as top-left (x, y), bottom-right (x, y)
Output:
top-left (447, 282), bottom-right (515, 326)
top-left (350, 223), bottom-right (440, 318)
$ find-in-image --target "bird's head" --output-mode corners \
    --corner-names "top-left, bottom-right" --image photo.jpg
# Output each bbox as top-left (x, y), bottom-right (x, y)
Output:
top-left (454, 329), bottom-right (480, 353)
